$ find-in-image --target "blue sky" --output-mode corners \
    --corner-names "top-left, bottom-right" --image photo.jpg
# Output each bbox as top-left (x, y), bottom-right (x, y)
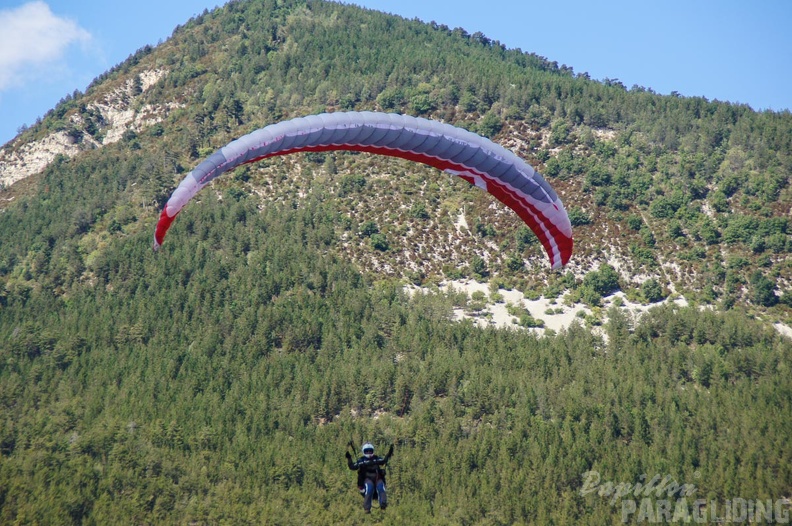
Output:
top-left (1, 0), bottom-right (790, 146)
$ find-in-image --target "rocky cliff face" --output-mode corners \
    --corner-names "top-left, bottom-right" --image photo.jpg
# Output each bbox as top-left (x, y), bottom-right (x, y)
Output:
top-left (0, 68), bottom-right (180, 188)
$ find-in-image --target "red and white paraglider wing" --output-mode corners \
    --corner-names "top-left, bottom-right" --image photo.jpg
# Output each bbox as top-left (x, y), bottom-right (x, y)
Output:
top-left (154, 111), bottom-right (573, 268)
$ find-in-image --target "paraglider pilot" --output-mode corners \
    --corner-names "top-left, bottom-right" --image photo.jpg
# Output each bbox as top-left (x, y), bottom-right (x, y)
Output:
top-left (346, 442), bottom-right (393, 513)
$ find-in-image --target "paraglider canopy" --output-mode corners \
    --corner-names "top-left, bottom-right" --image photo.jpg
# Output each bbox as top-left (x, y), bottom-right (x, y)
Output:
top-left (154, 111), bottom-right (573, 268)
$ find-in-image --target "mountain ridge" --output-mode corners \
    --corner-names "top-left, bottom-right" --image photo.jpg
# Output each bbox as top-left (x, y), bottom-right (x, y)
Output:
top-left (2, 1), bottom-right (791, 329)
top-left (1, 0), bottom-right (790, 324)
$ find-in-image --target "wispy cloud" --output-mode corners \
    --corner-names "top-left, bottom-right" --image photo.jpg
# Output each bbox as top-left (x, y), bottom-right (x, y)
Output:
top-left (0, 1), bottom-right (91, 91)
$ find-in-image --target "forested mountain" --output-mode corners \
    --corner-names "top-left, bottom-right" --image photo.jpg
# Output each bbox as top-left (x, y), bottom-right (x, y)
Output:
top-left (0, 0), bottom-right (790, 523)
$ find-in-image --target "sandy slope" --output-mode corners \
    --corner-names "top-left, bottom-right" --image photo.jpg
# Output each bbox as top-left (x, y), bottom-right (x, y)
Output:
top-left (409, 279), bottom-right (684, 335)
top-left (408, 278), bottom-right (792, 340)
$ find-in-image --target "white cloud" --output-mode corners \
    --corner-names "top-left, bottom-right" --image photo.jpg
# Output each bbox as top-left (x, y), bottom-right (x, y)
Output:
top-left (0, 1), bottom-right (92, 90)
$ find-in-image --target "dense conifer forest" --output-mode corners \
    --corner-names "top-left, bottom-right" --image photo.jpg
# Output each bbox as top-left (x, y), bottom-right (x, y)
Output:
top-left (1, 0), bottom-right (790, 523)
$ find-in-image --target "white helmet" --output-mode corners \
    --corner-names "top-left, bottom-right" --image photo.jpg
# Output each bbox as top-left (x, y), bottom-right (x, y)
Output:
top-left (362, 443), bottom-right (374, 458)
